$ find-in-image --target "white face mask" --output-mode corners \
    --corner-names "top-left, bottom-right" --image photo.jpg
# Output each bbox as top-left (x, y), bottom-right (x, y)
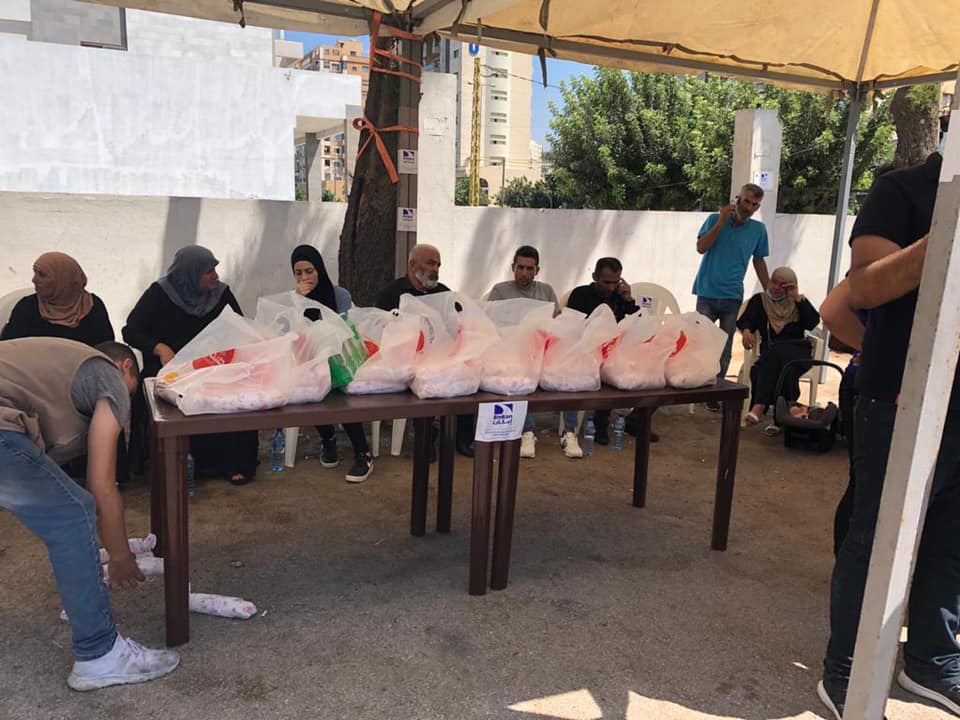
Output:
top-left (939, 133), bottom-right (948, 156)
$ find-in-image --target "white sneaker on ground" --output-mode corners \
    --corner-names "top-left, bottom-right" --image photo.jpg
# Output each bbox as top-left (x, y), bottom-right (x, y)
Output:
top-left (520, 431), bottom-right (536, 459)
top-left (67, 634), bottom-right (180, 691)
top-left (560, 431), bottom-right (583, 459)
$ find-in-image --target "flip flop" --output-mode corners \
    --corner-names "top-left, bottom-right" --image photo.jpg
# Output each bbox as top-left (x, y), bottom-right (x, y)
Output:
top-left (743, 411), bottom-right (761, 427)
top-left (763, 425), bottom-right (782, 437)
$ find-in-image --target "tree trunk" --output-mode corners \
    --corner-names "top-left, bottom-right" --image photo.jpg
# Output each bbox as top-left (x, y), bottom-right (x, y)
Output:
top-left (891, 84), bottom-right (940, 169)
top-left (338, 37), bottom-right (400, 306)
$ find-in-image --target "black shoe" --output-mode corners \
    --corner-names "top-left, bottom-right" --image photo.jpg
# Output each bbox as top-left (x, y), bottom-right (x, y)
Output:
top-left (705, 401), bottom-right (721, 412)
top-left (898, 670), bottom-right (960, 715)
top-left (455, 438), bottom-right (475, 458)
top-left (595, 424), bottom-right (610, 446)
top-left (320, 438), bottom-right (339, 468)
top-left (345, 453), bottom-right (373, 483)
top-left (818, 680), bottom-right (889, 720)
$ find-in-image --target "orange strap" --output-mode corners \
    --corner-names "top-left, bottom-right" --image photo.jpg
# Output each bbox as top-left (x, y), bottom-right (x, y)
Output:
top-left (369, 11), bottom-right (424, 85)
top-left (353, 116), bottom-right (418, 184)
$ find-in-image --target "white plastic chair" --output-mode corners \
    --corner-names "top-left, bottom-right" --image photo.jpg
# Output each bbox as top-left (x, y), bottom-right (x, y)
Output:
top-left (630, 282), bottom-right (681, 316)
top-left (0, 287), bottom-right (33, 332)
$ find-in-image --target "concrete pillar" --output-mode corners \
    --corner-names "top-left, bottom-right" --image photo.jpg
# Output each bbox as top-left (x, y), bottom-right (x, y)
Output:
top-left (343, 104), bottom-right (361, 197)
top-left (304, 132), bottom-right (323, 201)
top-left (731, 109), bottom-right (782, 242)
top-left (416, 72), bottom-right (457, 258)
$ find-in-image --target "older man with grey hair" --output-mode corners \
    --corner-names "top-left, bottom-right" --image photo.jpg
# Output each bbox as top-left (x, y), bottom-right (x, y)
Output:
top-left (375, 244), bottom-right (450, 311)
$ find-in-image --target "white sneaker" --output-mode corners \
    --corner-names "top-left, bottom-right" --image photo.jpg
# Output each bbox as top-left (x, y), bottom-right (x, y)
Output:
top-left (520, 431), bottom-right (537, 458)
top-left (560, 431), bottom-right (583, 459)
top-left (67, 634), bottom-right (180, 691)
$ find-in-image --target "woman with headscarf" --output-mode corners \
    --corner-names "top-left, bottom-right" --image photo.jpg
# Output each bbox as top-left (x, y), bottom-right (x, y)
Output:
top-left (290, 245), bottom-right (373, 483)
top-left (123, 246), bottom-right (258, 485)
top-left (1, 252), bottom-right (114, 344)
top-left (736, 266), bottom-right (821, 429)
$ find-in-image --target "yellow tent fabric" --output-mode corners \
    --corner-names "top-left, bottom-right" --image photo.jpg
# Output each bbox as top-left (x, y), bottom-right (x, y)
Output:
top-left (87, 0), bottom-right (959, 91)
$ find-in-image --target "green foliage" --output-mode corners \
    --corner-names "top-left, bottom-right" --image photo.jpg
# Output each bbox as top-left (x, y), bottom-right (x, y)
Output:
top-left (547, 70), bottom-right (895, 212)
top-left (322, 189), bottom-right (337, 202)
top-left (498, 176), bottom-right (570, 208)
top-left (455, 176), bottom-right (491, 206)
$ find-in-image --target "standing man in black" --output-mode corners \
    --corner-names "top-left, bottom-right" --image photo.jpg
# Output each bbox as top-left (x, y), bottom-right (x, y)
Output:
top-left (819, 146), bottom-right (960, 719)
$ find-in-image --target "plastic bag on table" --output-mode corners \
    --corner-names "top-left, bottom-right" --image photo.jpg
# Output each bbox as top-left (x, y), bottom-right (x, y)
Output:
top-left (156, 334), bottom-right (295, 415)
top-left (160, 306), bottom-right (273, 370)
top-left (600, 313), bottom-right (676, 390)
top-left (480, 298), bottom-right (554, 395)
top-left (401, 292), bottom-right (499, 398)
top-left (540, 304), bottom-right (620, 392)
top-left (327, 316), bottom-right (369, 388)
top-left (255, 291), bottom-right (331, 336)
top-left (663, 312), bottom-right (729, 388)
top-left (344, 308), bottom-right (421, 394)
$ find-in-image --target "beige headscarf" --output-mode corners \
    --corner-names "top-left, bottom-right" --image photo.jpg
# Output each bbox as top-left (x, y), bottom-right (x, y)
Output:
top-left (33, 252), bottom-right (94, 328)
top-left (760, 266), bottom-right (799, 335)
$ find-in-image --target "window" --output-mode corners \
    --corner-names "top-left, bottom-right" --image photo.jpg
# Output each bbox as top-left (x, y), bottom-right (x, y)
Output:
top-left (490, 90), bottom-right (508, 102)
top-left (490, 134), bottom-right (507, 146)
top-left (335, 147), bottom-right (342, 154)
top-left (349, 50), bottom-right (357, 56)
top-left (331, 63), bottom-right (340, 71)
top-left (334, 160), bottom-right (342, 167)
top-left (335, 133), bottom-right (344, 141)
top-left (324, 159), bottom-right (330, 167)
top-left (323, 145), bottom-right (330, 153)
top-left (490, 112), bottom-right (508, 124)
top-left (362, 66), bottom-right (368, 73)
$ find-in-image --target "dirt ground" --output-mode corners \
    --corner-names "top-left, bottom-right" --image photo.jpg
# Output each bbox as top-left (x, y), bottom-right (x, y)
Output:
top-left (0, 354), bottom-right (952, 720)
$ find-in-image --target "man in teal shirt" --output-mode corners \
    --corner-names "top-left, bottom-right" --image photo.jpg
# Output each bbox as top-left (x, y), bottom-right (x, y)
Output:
top-left (693, 183), bottom-right (771, 399)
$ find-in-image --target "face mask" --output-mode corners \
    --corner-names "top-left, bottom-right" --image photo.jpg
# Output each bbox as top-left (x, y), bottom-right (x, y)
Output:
top-left (766, 288), bottom-right (786, 302)
top-left (938, 133), bottom-right (948, 156)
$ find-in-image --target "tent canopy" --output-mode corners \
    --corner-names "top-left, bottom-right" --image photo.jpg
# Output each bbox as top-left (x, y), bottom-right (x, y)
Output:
top-left (84, 0), bottom-right (959, 92)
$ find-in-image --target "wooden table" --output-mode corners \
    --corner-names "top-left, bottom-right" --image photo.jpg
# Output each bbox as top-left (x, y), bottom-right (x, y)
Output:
top-left (463, 381), bottom-right (749, 595)
top-left (145, 380), bottom-right (747, 646)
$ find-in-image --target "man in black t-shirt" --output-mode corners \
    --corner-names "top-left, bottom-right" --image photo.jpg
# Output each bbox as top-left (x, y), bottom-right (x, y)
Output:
top-left (819, 150), bottom-right (960, 720)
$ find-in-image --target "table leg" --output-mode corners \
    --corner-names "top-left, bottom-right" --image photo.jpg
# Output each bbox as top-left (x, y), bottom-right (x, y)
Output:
top-left (490, 437), bottom-right (521, 591)
top-left (149, 423), bottom-right (164, 557)
top-left (436, 415), bottom-right (456, 533)
top-left (469, 441), bottom-right (496, 596)
top-left (632, 408), bottom-right (652, 508)
top-left (163, 435), bottom-right (190, 647)
top-left (410, 417), bottom-right (431, 537)
top-left (712, 399), bottom-right (742, 551)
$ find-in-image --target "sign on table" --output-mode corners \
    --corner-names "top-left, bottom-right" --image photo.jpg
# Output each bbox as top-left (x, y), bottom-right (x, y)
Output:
top-left (475, 401), bottom-right (528, 442)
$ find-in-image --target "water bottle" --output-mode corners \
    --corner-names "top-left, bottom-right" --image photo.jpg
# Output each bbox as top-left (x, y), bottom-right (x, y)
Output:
top-left (582, 417), bottom-right (595, 457)
top-left (271, 429), bottom-right (285, 472)
top-left (186, 452), bottom-right (196, 499)
top-left (612, 413), bottom-right (625, 451)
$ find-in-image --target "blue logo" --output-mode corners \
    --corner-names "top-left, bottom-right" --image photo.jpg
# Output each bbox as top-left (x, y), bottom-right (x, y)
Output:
top-left (468, 42), bottom-right (480, 57)
top-left (492, 402), bottom-right (514, 425)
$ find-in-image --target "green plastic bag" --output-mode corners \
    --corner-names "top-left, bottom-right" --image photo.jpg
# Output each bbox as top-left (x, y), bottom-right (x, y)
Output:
top-left (328, 316), bottom-right (369, 388)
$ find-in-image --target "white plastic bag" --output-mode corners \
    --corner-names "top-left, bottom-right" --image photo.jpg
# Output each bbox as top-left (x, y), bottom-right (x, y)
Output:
top-left (600, 314), bottom-right (676, 390)
top-left (663, 312), bottom-right (729, 388)
top-left (156, 330), bottom-right (295, 415)
top-left (480, 298), bottom-right (554, 395)
top-left (401, 292), bottom-right (499, 398)
top-left (540, 304), bottom-right (620, 392)
top-left (344, 308), bottom-right (421, 394)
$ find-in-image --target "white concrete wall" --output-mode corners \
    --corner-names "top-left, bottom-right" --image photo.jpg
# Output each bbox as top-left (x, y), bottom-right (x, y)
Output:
top-left (125, 9), bottom-right (273, 66)
top-left (0, 39), bottom-right (360, 199)
top-left (1, 193), bottom-right (347, 337)
top-left (0, 191), bottom-right (852, 339)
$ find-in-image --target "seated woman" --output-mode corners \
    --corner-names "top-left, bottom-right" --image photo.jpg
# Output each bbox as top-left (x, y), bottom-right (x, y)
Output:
top-left (736, 266), bottom-right (821, 429)
top-left (1, 252), bottom-right (113, 344)
top-left (122, 246), bottom-right (258, 485)
top-left (291, 244), bottom-right (373, 483)
top-left (1, 252), bottom-right (136, 483)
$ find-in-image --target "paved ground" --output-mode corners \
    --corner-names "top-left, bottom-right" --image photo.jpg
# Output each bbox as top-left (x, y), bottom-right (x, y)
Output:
top-left (0, 363), bottom-right (953, 720)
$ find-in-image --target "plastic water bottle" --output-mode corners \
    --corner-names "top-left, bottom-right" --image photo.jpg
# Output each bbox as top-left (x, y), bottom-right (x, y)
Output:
top-left (186, 452), bottom-right (196, 499)
top-left (612, 413), bottom-right (626, 451)
top-left (582, 417), bottom-right (595, 457)
top-left (271, 429), bottom-right (285, 472)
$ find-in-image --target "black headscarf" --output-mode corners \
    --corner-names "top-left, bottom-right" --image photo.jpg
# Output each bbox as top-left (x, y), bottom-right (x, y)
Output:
top-left (290, 245), bottom-right (337, 312)
top-left (158, 245), bottom-right (226, 318)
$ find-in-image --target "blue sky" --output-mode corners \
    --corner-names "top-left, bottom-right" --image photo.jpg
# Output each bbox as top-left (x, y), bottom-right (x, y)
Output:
top-left (283, 31), bottom-right (594, 149)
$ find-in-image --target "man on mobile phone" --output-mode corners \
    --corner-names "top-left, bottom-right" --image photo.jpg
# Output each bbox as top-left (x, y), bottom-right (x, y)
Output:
top-left (693, 183), bottom-right (771, 405)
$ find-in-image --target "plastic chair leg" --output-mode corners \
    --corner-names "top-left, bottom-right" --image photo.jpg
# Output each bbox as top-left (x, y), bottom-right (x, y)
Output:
top-left (371, 421), bottom-right (381, 458)
top-left (391, 419), bottom-right (406, 456)
top-left (283, 427), bottom-right (299, 468)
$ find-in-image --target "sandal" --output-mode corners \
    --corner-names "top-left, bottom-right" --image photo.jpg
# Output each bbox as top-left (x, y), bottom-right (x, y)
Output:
top-left (743, 411), bottom-right (761, 427)
top-left (763, 425), bottom-right (782, 437)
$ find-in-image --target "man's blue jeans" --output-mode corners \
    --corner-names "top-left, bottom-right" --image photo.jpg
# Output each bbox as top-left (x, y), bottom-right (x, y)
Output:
top-left (695, 296), bottom-right (741, 380)
top-left (0, 431), bottom-right (117, 661)
top-left (823, 398), bottom-right (960, 689)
